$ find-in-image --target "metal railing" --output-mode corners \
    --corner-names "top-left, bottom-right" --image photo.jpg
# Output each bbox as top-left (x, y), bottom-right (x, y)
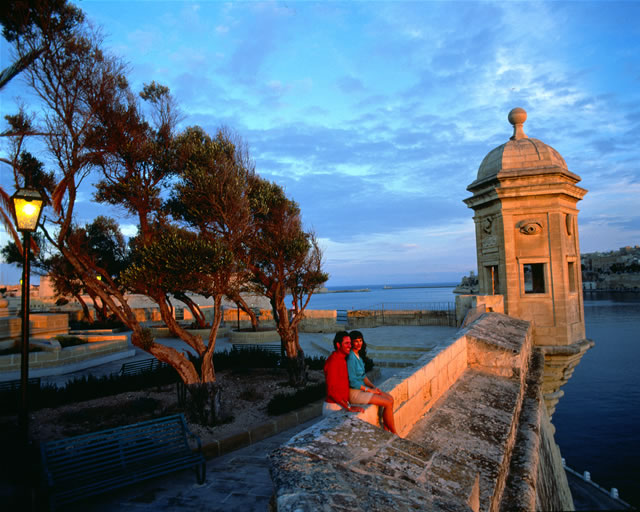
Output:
top-left (345, 302), bottom-right (456, 327)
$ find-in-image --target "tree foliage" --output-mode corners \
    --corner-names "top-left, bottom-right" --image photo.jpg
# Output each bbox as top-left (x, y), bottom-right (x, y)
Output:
top-left (2, 1), bottom-right (327, 419)
top-left (245, 176), bottom-right (328, 385)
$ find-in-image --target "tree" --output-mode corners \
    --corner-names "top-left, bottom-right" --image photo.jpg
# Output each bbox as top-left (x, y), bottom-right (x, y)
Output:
top-left (0, 1), bottom-right (82, 253)
top-left (3, 12), bottom-right (234, 423)
top-left (0, 0), bottom-right (83, 89)
top-left (245, 176), bottom-right (328, 386)
top-left (168, 129), bottom-right (329, 386)
top-left (5, 2), bottom-right (326, 421)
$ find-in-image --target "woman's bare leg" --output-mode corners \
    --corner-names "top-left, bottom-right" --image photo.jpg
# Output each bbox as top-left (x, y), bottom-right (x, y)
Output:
top-left (369, 394), bottom-right (397, 434)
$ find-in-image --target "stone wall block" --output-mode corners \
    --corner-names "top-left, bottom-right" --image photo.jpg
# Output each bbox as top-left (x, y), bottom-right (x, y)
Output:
top-left (33, 351), bottom-right (57, 363)
top-left (405, 366), bottom-right (427, 400)
top-left (381, 376), bottom-right (408, 404)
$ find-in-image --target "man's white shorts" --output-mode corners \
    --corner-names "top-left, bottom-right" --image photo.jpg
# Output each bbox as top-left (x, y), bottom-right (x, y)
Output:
top-left (322, 401), bottom-right (343, 416)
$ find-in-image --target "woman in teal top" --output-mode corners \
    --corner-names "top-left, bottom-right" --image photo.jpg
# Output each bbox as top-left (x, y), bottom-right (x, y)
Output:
top-left (346, 331), bottom-right (397, 434)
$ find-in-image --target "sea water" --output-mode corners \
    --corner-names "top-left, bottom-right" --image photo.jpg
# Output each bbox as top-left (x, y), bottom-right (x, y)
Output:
top-left (553, 292), bottom-right (640, 508)
top-left (293, 285), bottom-right (640, 507)
top-left (296, 282), bottom-right (460, 311)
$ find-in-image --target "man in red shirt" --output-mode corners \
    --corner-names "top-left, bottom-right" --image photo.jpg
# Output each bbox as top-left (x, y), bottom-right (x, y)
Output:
top-left (323, 331), bottom-right (365, 415)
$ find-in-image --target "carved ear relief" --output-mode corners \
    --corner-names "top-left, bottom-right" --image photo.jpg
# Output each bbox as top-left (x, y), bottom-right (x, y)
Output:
top-left (516, 219), bottom-right (543, 235)
top-left (565, 214), bottom-right (574, 236)
top-left (482, 216), bottom-right (493, 234)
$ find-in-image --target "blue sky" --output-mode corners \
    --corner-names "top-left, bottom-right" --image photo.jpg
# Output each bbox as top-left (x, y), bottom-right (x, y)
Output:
top-left (1, 1), bottom-right (639, 286)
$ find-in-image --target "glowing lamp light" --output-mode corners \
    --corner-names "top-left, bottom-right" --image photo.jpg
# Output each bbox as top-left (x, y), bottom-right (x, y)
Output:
top-left (12, 187), bottom-right (44, 233)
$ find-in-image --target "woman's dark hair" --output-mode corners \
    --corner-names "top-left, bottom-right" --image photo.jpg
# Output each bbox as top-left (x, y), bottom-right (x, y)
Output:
top-left (349, 330), bottom-right (373, 371)
top-left (349, 330), bottom-right (364, 341)
top-left (333, 331), bottom-right (350, 350)
top-left (349, 330), bottom-right (367, 359)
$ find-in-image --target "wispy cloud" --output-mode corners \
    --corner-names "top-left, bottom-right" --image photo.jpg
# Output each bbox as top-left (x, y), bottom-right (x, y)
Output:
top-left (2, 1), bottom-right (638, 286)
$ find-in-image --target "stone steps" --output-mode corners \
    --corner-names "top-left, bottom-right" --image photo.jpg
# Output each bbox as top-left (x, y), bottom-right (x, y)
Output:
top-left (310, 338), bottom-right (434, 367)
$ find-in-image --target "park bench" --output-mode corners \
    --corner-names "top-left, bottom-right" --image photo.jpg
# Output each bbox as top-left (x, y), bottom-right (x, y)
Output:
top-left (40, 413), bottom-right (206, 509)
top-left (0, 376), bottom-right (41, 393)
top-left (231, 343), bottom-right (281, 355)
top-left (119, 358), bottom-right (168, 377)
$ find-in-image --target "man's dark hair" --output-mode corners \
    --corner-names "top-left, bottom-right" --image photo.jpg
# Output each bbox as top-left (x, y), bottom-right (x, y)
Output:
top-left (333, 331), bottom-right (350, 350)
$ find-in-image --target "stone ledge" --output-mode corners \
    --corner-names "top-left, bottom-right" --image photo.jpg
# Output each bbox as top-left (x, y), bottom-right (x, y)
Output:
top-left (229, 329), bottom-right (281, 343)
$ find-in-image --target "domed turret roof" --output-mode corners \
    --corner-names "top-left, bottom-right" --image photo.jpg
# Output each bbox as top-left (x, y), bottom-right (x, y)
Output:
top-left (475, 108), bottom-right (568, 183)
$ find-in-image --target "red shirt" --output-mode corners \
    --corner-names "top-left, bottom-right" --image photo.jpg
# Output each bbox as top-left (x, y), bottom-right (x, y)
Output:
top-left (324, 350), bottom-right (349, 405)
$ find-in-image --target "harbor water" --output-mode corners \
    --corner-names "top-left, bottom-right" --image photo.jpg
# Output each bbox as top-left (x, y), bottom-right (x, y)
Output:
top-left (294, 284), bottom-right (640, 507)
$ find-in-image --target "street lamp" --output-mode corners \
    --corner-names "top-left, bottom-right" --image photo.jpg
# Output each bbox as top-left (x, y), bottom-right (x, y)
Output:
top-left (11, 186), bottom-right (44, 446)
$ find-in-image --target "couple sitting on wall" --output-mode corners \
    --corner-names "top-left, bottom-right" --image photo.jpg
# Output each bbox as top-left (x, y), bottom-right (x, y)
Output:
top-left (323, 330), bottom-right (397, 434)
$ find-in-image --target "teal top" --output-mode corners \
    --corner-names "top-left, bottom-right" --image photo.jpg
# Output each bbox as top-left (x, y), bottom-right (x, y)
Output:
top-left (346, 352), bottom-right (365, 389)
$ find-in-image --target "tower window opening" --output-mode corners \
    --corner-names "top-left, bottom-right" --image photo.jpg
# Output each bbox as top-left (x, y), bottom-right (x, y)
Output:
top-left (486, 265), bottom-right (499, 295)
top-left (523, 263), bottom-right (545, 294)
top-left (568, 261), bottom-right (576, 293)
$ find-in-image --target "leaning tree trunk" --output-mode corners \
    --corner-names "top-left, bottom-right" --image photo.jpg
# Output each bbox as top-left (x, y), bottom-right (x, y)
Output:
top-left (175, 292), bottom-right (207, 328)
top-left (280, 325), bottom-right (307, 387)
top-left (74, 294), bottom-right (92, 323)
top-left (228, 292), bottom-right (259, 331)
top-left (272, 293), bottom-right (308, 387)
top-left (184, 382), bottom-right (227, 426)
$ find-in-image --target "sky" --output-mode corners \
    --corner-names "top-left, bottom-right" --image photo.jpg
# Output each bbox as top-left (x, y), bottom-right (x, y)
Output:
top-left (1, 0), bottom-right (639, 287)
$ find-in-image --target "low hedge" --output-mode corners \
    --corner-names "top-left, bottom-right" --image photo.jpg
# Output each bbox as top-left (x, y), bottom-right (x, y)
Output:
top-left (267, 381), bottom-right (326, 416)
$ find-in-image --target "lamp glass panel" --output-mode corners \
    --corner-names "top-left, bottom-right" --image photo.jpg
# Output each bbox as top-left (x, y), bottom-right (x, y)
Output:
top-left (14, 197), bottom-right (43, 231)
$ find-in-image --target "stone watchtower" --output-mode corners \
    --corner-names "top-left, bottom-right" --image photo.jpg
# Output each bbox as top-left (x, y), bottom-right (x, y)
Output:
top-left (464, 108), bottom-right (594, 416)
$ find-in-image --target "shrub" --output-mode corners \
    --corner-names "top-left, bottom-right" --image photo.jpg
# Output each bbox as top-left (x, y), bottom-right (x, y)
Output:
top-left (54, 335), bottom-right (86, 348)
top-left (304, 354), bottom-right (326, 370)
top-left (69, 318), bottom-right (128, 331)
top-left (267, 381), bottom-right (325, 416)
top-left (212, 347), bottom-right (281, 371)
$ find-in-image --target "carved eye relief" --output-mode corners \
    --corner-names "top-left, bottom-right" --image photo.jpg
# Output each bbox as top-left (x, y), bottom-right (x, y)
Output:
top-left (516, 220), bottom-right (543, 235)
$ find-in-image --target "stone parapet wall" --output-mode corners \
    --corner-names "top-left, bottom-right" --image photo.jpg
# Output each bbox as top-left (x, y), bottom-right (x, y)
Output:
top-left (455, 294), bottom-right (505, 327)
top-left (0, 338), bottom-right (129, 374)
top-left (0, 313), bottom-right (68, 342)
top-left (372, 335), bottom-right (468, 437)
top-left (347, 309), bottom-right (454, 328)
top-left (270, 313), bottom-right (573, 512)
top-left (298, 309), bottom-right (338, 332)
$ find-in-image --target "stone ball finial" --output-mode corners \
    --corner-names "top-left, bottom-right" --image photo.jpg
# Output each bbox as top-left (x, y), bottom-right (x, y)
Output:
top-left (508, 107), bottom-right (527, 140)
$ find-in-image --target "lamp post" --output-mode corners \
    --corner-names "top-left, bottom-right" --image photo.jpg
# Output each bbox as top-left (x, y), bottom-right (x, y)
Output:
top-left (11, 186), bottom-right (44, 446)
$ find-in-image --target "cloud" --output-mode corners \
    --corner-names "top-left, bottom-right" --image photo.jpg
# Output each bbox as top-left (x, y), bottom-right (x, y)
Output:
top-left (337, 75), bottom-right (365, 94)
top-left (2, 0), bottom-right (638, 288)
top-left (119, 224), bottom-right (139, 237)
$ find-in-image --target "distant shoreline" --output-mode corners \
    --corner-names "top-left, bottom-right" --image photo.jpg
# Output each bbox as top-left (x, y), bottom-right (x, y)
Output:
top-left (316, 288), bottom-right (371, 294)
top-left (382, 284), bottom-right (456, 290)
